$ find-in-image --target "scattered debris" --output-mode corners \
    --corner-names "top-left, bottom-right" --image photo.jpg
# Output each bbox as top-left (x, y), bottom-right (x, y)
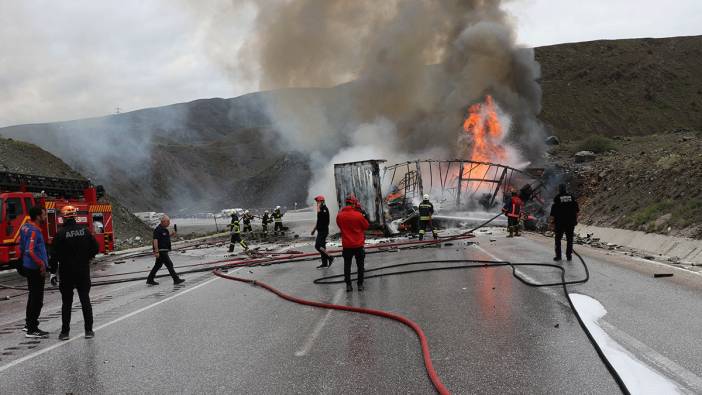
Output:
top-left (653, 273), bottom-right (674, 278)
top-left (574, 150), bottom-right (597, 163)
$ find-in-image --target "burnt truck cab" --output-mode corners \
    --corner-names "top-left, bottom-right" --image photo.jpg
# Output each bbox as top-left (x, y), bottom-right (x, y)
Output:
top-left (0, 172), bottom-right (114, 269)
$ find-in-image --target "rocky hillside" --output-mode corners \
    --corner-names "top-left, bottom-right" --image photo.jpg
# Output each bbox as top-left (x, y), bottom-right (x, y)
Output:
top-left (0, 137), bottom-right (152, 245)
top-left (536, 35), bottom-right (702, 139)
top-left (549, 128), bottom-right (702, 239)
top-left (0, 93), bottom-right (317, 214)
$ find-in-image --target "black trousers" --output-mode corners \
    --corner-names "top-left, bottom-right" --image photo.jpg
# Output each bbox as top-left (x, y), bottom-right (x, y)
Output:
top-left (555, 225), bottom-right (575, 259)
top-left (274, 222), bottom-right (283, 233)
top-left (243, 224), bottom-right (252, 233)
top-left (343, 248), bottom-right (365, 286)
top-left (60, 272), bottom-right (93, 333)
top-left (25, 269), bottom-right (45, 331)
top-left (315, 230), bottom-right (331, 265)
top-left (147, 252), bottom-right (180, 282)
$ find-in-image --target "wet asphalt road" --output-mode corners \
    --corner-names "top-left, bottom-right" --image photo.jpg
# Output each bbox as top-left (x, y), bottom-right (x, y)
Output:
top-left (1, 230), bottom-right (701, 394)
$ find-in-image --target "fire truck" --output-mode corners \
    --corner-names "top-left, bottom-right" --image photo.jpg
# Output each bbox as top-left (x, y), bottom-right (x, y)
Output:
top-left (0, 171), bottom-right (114, 268)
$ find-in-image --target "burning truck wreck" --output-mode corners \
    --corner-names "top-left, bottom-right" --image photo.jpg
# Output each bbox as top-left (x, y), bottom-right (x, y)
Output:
top-left (333, 95), bottom-right (553, 236)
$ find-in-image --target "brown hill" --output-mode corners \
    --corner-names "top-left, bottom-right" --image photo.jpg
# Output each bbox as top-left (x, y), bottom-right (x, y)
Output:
top-left (536, 35), bottom-right (702, 139)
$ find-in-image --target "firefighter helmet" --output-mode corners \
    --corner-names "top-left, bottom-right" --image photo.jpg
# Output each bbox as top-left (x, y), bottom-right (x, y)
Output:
top-left (275, 206), bottom-right (281, 210)
top-left (245, 210), bottom-right (250, 214)
top-left (423, 194), bottom-right (430, 200)
top-left (314, 195), bottom-right (325, 202)
top-left (61, 205), bottom-right (78, 218)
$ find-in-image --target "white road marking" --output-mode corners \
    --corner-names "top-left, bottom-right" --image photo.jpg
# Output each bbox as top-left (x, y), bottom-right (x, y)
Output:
top-left (294, 288), bottom-right (345, 357)
top-left (599, 320), bottom-right (702, 393)
top-left (475, 241), bottom-right (702, 393)
top-left (473, 244), bottom-right (562, 299)
top-left (570, 293), bottom-right (685, 394)
top-left (0, 270), bottom-right (233, 374)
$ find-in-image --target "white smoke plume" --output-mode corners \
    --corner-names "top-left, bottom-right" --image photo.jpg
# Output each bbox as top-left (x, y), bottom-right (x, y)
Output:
top-left (188, 0), bottom-right (545, 208)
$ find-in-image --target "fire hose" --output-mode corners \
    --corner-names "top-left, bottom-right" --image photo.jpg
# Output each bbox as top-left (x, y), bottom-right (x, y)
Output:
top-left (0, 214), bottom-right (629, 394)
top-left (212, 214), bottom-right (631, 395)
top-left (215, 252), bottom-right (630, 395)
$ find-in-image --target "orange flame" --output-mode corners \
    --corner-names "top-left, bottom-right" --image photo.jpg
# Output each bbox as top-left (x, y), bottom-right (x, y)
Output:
top-left (461, 95), bottom-right (507, 180)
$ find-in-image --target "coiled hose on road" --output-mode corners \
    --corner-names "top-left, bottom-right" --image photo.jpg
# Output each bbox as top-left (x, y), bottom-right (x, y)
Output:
top-left (213, 228), bottom-right (631, 394)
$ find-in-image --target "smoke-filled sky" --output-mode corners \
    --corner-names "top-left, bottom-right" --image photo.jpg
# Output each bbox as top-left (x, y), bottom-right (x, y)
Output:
top-left (0, 0), bottom-right (701, 127)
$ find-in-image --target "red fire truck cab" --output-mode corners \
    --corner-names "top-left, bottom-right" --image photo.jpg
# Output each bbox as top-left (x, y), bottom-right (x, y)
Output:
top-left (0, 171), bottom-right (114, 268)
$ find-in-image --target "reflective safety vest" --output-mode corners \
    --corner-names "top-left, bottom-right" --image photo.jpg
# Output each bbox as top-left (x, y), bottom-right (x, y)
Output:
top-left (273, 210), bottom-right (283, 223)
top-left (229, 220), bottom-right (241, 234)
top-left (418, 200), bottom-right (434, 221)
top-left (502, 196), bottom-right (523, 219)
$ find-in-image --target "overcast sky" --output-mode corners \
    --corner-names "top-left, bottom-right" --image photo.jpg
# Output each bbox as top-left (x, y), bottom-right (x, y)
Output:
top-left (1, 0), bottom-right (700, 127)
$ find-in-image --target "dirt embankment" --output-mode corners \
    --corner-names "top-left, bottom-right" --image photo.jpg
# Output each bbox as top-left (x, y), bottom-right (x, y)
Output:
top-left (549, 129), bottom-right (702, 239)
top-left (0, 137), bottom-right (151, 247)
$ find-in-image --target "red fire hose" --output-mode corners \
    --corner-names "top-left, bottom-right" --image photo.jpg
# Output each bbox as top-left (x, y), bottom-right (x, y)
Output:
top-left (213, 268), bottom-right (450, 395)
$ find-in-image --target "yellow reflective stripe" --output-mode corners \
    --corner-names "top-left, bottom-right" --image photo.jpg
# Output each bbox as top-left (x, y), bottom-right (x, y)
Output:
top-left (2, 216), bottom-right (29, 244)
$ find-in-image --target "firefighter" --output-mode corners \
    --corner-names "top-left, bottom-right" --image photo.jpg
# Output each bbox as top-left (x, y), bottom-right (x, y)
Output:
top-left (336, 194), bottom-right (370, 292)
top-left (311, 195), bottom-right (334, 269)
top-left (228, 213), bottom-right (249, 253)
top-left (549, 183), bottom-right (580, 261)
top-left (146, 215), bottom-right (185, 285)
top-left (273, 206), bottom-right (284, 235)
top-left (20, 206), bottom-right (50, 338)
top-left (261, 210), bottom-right (272, 236)
top-left (49, 205), bottom-right (99, 340)
top-left (502, 191), bottom-right (524, 237)
top-left (242, 210), bottom-right (253, 234)
top-left (417, 194), bottom-right (438, 240)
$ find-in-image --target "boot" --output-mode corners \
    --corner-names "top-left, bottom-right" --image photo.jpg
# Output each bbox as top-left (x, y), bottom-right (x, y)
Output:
top-left (507, 227), bottom-right (514, 238)
top-left (515, 227), bottom-right (521, 237)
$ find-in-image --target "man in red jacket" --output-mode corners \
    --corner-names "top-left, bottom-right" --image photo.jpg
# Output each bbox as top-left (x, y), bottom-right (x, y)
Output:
top-left (336, 194), bottom-right (370, 292)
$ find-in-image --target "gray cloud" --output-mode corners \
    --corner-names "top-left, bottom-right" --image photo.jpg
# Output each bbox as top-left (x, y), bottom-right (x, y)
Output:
top-left (0, 0), bottom-right (252, 127)
top-left (1, 0), bottom-right (700, 128)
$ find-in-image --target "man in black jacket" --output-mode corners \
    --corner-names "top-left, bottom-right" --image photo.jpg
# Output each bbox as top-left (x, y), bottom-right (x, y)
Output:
top-left (49, 205), bottom-right (99, 340)
top-left (147, 215), bottom-right (185, 286)
top-left (311, 195), bottom-right (334, 269)
top-left (549, 184), bottom-right (580, 261)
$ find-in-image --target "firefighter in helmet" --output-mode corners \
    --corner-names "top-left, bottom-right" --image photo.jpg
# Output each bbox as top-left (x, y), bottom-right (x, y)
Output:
top-left (502, 191), bottom-right (524, 237)
top-left (49, 205), bottom-right (99, 340)
top-left (242, 210), bottom-right (253, 234)
top-left (261, 210), bottom-right (272, 236)
top-left (418, 194), bottom-right (438, 240)
top-left (272, 206), bottom-right (284, 235)
top-left (228, 212), bottom-right (249, 253)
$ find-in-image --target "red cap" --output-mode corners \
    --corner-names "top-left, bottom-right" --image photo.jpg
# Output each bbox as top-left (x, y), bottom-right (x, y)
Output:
top-left (345, 194), bottom-right (359, 205)
top-left (314, 195), bottom-right (325, 202)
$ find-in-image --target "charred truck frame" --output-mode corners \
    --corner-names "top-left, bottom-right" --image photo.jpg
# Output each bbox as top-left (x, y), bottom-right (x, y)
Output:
top-left (334, 159), bottom-right (547, 234)
top-left (0, 171), bottom-right (114, 268)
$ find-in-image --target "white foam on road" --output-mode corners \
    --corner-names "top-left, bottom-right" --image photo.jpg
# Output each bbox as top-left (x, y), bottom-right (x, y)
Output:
top-left (569, 293), bottom-right (684, 394)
